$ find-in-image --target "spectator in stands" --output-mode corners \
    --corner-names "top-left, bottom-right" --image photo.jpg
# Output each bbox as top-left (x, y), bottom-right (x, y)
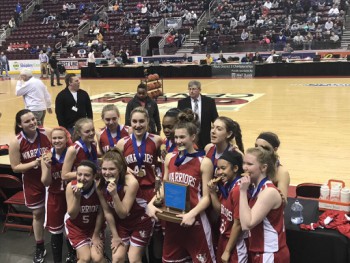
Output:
top-left (199, 27), bottom-right (208, 45)
top-left (30, 45), bottom-right (40, 54)
top-left (293, 32), bottom-right (304, 49)
top-left (91, 11), bottom-right (99, 26)
top-left (166, 2), bottom-right (173, 13)
top-left (67, 38), bottom-right (76, 53)
top-left (275, 32), bottom-right (287, 50)
top-left (241, 29), bottom-right (249, 41)
top-left (8, 17), bottom-right (15, 30)
top-left (284, 43), bottom-right (294, 53)
top-left (78, 2), bottom-right (86, 14)
top-left (303, 32), bottom-right (313, 50)
top-left (191, 11), bottom-right (198, 22)
top-left (79, 13), bottom-right (89, 26)
top-left (152, 9), bottom-right (159, 17)
top-left (7, 43), bottom-right (13, 52)
top-left (264, 0), bottom-right (273, 9)
top-left (238, 11), bottom-right (247, 25)
top-left (174, 33), bottom-right (183, 48)
top-left (256, 16), bottom-right (265, 27)
top-left (141, 4), bottom-right (148, 14)
top-left (16, 2), bottom-right (22, 15)
top-left (290, 20), bottom-right (300, 33)
top-left (324, 18), bottom-right (334, 31)
top-left (329, 4), bottom-right (340, 16)
top-left (102, 47), bottom-right (112, 60)
top-left (230, 17), bottom-right (238, 29)
top-left (315, 31), bottom-right (324, 42)
top-left (330, 31), bottom-right (340, 43)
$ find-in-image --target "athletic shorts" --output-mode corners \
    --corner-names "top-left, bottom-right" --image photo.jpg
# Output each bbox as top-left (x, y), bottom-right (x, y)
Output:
top-left (45, 191), bottom-right (67, 234)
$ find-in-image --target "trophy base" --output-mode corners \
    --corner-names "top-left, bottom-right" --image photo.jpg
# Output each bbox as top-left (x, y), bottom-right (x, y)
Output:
top-left (156, 207), bottom-right (183, 224)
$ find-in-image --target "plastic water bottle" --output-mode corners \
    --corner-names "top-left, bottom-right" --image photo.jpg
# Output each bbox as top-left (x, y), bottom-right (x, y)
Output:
top-left (291, 199), bottom-right (304, 225)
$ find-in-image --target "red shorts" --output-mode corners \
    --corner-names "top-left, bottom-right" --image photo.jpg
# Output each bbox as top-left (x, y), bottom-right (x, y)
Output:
top-left (22, 173), bottom-right (45, 209)
top-left (65, 223), bottom-right (105, 250)
top-left (45, 191), bottom-right (67, 234)
top-left (162, 212), bottom-right (216, 263)
top-left (250, 246), bottom-right (290, 263)
top-left (117, 216), bottom-right (154, 247)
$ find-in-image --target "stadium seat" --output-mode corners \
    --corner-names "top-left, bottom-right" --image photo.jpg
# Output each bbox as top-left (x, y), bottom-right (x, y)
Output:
top-left (0, 174), bottom-right (33, 235)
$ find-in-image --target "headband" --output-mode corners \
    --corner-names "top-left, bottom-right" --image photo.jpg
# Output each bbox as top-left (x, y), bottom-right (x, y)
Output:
top-left (257, 133), bottom-right (280, 148)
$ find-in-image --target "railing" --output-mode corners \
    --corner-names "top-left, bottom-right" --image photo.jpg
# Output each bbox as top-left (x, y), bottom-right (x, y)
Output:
top-left (193, 40), bottom-right (343, 54)
top-left (141, 18), bottom-right (165, 57)
top-left (77, 22), bottom-right (91, 41)
top-left (23, 0), bottom-right (37, 20)
top-left (208, 0), bottom-right (218, 18)
top-left (157, 32), bottom-right (171, 55)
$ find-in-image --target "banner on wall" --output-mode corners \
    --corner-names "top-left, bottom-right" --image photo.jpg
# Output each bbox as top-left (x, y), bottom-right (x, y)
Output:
top-left (9, 60), bottom-right (41, 71)
top-left (9, 59), bottom-right (82, 71)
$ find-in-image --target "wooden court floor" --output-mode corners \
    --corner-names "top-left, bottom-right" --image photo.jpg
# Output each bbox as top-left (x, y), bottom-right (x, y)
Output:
top-left (1, 76), bottom-right (350, 187)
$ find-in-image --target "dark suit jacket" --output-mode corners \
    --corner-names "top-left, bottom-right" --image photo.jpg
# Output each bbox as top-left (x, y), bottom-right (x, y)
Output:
top-left (177, 95), bottom-right (218, 149)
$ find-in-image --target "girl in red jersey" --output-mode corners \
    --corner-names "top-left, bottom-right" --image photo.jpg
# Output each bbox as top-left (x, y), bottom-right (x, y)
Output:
top-left (205, 116), bottom-right (244, 170)
top-left (239, 147), bottom-right (290, 263)
top-left (9, 109), bottom-right (52, 263)
top-left (62, 118), bottom-right (98, 181)
top-left (97, 148), bottom-right (155, 263)
top-left (97, 104), bottom-right (130, 155)
top-left (65, 160), bottom-right (106, 263)
top-left (147, 110), bottom-right (216, 263)
top-left (116, 106), bottom-right (162, 262)
top-left (41, 127), bottom-right (75, 263)
top-left (208, 151), bottom-right (248, 263)
top-left (254, 132), bottom-right (290, 203)
top-left (116, 106), bottom-right (162, 202)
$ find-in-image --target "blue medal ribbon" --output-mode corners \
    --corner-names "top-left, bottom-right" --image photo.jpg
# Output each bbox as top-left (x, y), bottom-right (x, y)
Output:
top-left (131, 133), bottom-right (147, 171)
top-left (51, 147), bottom-right (67, 165)
top-left (248, 177), bottom-right (269, 199)
top-left (175, 150), bottom-right (205, 167)
top-left (106, 125), bottom-right (121, 148)
top-left (78, 139), bottom-right (97, 163)
top-left (218, 175), bottom-right (242, 199)
top-left (166, 139), bottom-right (176, 153)
top-left (211, 144), bottom-right (231, 171)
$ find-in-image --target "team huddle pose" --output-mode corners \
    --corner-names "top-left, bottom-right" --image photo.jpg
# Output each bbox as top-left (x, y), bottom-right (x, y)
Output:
top-left (9, 99), bottom-right (290, 263)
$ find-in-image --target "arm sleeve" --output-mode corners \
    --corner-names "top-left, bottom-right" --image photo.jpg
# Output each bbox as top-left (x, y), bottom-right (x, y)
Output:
top-left (211, 98), bottom-right (218, 123)
top-left (55, 93), bottom-right (66, 127)
top-left (43, 85), bottom-right (52, 108)
top-left (125, 102), bottom-right (132, 126)
top-left (85, 92), bottom-right (93, 119)
top-left (15, 80), bottom-right (29, 96)
top-left (154, 103), bottom-right (161, 133)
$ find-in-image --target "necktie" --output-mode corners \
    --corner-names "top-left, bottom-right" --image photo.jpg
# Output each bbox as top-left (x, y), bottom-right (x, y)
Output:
top-left (194, 99), bottom-right (199, 115)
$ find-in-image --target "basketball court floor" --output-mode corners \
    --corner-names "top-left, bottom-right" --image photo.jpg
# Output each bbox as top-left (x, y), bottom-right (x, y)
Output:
top-left (0, 75), bottom-right (350, 261)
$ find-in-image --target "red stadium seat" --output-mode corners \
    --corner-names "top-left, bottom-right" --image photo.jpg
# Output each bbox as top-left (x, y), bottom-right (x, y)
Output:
top-left (0, 174), bottom-right (33, 235)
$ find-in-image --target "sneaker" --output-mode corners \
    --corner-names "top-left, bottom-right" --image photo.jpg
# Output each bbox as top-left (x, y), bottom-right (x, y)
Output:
top-left (51, 84), bottom-right (55, 87)
top-left (33, 247), bottom-right (46, 263)
top-left (57, 83), bottom-right (63, 86)
top-left (65, 252), bottom-right (77, 263)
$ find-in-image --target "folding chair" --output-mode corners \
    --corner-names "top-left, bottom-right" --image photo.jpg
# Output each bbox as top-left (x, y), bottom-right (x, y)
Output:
top-left (295, 183), bottom-right (322, 200)
top-left (0, 174), bottom-right (33, 234)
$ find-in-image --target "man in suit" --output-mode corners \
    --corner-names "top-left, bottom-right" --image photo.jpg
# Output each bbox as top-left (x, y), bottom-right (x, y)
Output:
top-left (177, 80), bottom-right (218, 150)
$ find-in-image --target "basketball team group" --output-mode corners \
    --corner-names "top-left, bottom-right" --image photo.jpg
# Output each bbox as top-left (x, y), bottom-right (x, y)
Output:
top-left (8, 78), bottom-right (290, 263)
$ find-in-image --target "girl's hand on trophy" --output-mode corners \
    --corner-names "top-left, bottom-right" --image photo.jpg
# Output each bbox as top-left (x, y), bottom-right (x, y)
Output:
top-left (177, 212), bottom-right (195, 227)
top-left (146, 203), bottom-right (163, 221)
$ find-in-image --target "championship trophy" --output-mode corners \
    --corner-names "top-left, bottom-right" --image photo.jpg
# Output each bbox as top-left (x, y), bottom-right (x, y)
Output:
top-left (152, 165), bottom-right (190, 224)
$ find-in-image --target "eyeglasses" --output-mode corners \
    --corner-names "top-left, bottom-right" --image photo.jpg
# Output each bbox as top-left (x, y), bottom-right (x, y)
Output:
top-left (188, 87), bottom-right (200, 91)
